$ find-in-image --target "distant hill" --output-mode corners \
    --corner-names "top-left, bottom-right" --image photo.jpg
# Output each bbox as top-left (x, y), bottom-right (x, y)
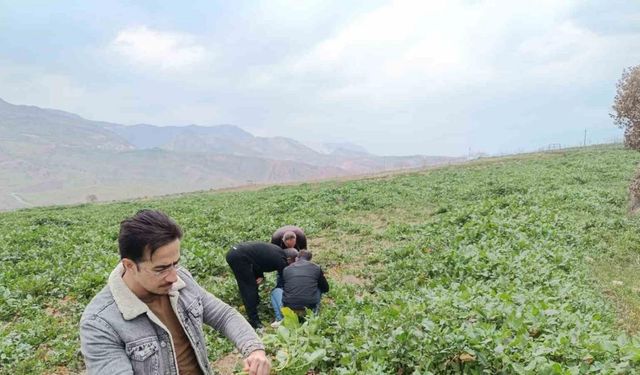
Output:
top-left (0, 98), bottom-right (131, 151)
top-left (105, 123), bottom-right (254, 150)
top-left (0, 98), bottom-right (461, 210)
top-left (111, 124), bottom-right (325, 164)
top-left (323, 141), bottom-right (371, 155)
top-left (108, 123), bottom-right (455, 171)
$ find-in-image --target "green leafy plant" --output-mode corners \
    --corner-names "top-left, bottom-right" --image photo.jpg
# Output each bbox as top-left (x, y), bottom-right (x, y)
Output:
top-left (1, 145), bottom-right (640, 374)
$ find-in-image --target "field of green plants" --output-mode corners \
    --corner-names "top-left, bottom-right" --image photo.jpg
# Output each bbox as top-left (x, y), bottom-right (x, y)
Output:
top-left (2, 145), bottom-right (640, 374)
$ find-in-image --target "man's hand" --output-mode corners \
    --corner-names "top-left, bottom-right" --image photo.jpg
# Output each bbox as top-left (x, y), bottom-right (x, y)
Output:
top-left (243, 349), bottom-right (270, 375)
top-left (255, 277), bottom-right (264, 285)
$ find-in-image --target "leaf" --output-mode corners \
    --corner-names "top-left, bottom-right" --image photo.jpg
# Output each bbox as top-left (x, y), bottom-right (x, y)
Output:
top-left (281, 307), bottom-right (300, 329)
top-left (273, 350), bottom-right (290, 371)
top-left (276, 326), bottom-right (290, 340)
top-left (304, 349), bottom-right (326, 365)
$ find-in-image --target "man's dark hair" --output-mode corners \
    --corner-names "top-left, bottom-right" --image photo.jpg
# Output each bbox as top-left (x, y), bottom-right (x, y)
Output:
top-left (118, 209), bottom-right (183, 262)
top-left (298, 249), bottom-right (312, 261)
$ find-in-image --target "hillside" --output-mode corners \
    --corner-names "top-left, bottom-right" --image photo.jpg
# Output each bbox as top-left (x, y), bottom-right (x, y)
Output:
top-left (0, 98), bottom-right (131, 151)
top-left (1, 145), bottom-right (640, 374)
top-left (0, 98), bottom-right (459, 211)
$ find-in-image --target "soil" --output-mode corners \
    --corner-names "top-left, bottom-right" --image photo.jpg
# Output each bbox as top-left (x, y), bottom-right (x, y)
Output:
top-left (212, 352), bottom-right (243, 374)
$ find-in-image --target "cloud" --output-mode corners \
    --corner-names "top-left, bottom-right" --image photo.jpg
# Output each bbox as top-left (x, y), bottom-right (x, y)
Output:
top-left (0, 60), bottom-right (87, 111)
top-left (225, 0), bottom-right (636, 155)
top-left (109, 26), bottom-right (207, 70)
top-left (277, 0), bottom-right (587, 101)
top-left (2, 1), bottom-right (636, 156)
top-left (516, 20), bottom-right (640, 86)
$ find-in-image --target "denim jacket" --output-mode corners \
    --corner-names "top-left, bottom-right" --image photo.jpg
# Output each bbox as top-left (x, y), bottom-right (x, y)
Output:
top-left (80, 263), bottom-right (264, 374)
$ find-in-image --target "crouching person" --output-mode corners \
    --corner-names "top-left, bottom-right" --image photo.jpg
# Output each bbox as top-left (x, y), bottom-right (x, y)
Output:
top-left (80, 209), bottom-right (270, 375)
top-left (271, 225), bottom-right (307, 250)
top-left (271, 250), bottom-right (329, 326)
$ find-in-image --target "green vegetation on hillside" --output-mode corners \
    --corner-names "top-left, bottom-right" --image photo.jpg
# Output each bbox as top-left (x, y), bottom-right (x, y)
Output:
top-left (2, 145), bottom-right (640, 374)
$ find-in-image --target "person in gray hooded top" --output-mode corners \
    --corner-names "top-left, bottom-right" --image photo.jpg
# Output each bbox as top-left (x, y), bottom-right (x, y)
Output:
top-left (80, 209), bottom-right (270, 375)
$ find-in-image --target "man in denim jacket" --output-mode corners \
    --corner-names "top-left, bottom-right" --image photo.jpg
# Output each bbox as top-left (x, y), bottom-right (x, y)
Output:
top-left (80, 210), bottom-right (270, 375)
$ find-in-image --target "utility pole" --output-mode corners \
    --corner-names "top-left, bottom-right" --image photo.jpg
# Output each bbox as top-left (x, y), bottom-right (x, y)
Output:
top-left (583, 129), bottom-right (587, 147)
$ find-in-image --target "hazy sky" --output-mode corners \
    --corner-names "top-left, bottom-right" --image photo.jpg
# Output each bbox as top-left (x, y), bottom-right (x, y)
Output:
top-left (1, 0), bottom-right (639, 156)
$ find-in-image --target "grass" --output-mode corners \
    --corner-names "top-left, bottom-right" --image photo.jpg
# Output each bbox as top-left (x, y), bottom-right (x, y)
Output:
top-left (1, 144), bottom-right (640, 374)
top-left (591, 233), bottom-right (640, 334)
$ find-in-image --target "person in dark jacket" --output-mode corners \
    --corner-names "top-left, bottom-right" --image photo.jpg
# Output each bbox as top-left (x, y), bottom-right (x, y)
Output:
top-left (271, 225), bottom-right (307, 250)
top-left (226, 242), bottom-right (298, 329)
top-left (270, 250), bottom-right (329, 325)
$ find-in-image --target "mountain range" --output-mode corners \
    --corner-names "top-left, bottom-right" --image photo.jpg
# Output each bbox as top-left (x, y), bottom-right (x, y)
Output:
top-left (0, 98), bottom-right (461, 210)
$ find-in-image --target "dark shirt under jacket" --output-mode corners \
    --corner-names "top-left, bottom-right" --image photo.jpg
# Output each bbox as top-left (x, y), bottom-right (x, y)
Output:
top-left (271, 225), bottom-right (307, 250)
top-left (282, 259), bottom-right (329, 310)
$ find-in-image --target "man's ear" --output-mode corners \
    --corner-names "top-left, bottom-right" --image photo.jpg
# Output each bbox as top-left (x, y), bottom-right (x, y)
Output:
top-left (122, 258), bottom-right (137, 272)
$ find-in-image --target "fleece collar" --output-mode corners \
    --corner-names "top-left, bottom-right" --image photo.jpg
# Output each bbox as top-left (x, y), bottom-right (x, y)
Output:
top-left (108, 262), bottom-right (186, 320)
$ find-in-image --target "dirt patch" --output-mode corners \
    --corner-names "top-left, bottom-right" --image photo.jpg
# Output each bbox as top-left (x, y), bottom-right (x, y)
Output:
top-left (212, 352), bottom-right (243, 375)
top-left (339, 274), bottom-right (367, 286)
top-left (351, 208), bottom-right (430, 231)
top-left (45, 295), bottom-right (76, 318)
top-left (43, 367), bottom-right (84, 375)
top-left (45, 307), bottom-right (63, 318)
top-left (592, 257), bottom-right (640, 335)
top-left (308, 236), bottom-right (332, 253)
top-left (351, 212), bottom-right (389, 233)
top-left (325, 264), bottom-right (369, 287)
top-left (310, 221), bottom-right (392, 287)
top-left (312, 232), bottom-right (393, 257)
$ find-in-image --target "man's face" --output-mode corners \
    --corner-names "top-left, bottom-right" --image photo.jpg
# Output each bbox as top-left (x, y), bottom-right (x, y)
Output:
top-left (127, 238), bottom-right (181, 296)
top-left (284, 237), bottom-right (296, 249)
